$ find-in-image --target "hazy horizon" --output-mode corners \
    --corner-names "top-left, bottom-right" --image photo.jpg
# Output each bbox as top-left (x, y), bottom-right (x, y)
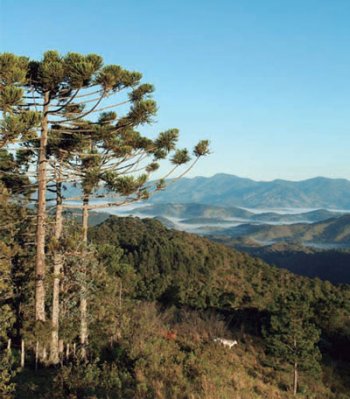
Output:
top-left (154, 172), bottom-right (350, 183)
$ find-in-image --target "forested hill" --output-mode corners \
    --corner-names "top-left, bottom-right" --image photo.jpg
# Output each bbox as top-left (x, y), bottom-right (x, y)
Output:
top-left (89, 216), bottom-right (349, 311)
top-left (212, 214), bottom-right (350, 246)
top-left (90, 216), bottom-right (350, 399)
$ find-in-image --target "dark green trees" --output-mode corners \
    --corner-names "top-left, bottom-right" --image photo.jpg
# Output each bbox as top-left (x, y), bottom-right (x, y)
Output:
top-left (263, 294), bottom-right (321, 396)
top-left (0, 184), bottom-right (19, 398)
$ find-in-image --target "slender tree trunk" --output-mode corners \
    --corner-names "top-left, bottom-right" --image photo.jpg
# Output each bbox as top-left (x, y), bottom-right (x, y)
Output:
top-left (59, 340), bottom-right (64, 366)
top-left (20, 339), bottom-right (25, 368)
top-left (293, 362), bottom-right (298, 396)
top-left (80, 194), bottom-right (89, 360)
top-left (59, 339), bottom-right (64, 356)
top-left (35, 91), bottom-right (50, 323)
top-left (50, 166), bottom-right (64, 364)
top-left (42, 346), bottom-right (47, 362)
top-left (115, 279), bottom-right (123, 340)
top-left (119, 280), bottom-right (122, 310)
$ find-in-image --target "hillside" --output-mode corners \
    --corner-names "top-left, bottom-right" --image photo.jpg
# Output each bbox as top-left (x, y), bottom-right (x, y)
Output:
top-left (211, 238), bottom-right (350, 284)
top-left (12, 215), bottom-right (350, 398)
top-left (211, 214), bottom-right (350, 246)
top-left (90, 215), bottom-right (281, 308)
top-left (89, 217), bottom-right (350, 378)
top-left (89, 216), bottom-right (350, 314)
top-left (252, 244), bottom-right (350, 284)
top-left (149, 174), bottom-right (350, 209)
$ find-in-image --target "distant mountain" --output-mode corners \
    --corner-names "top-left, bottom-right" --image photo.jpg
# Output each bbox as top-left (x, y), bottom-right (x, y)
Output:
top-left (211, 214), bottom-right (350, 246)
top-left (180, 217), bottom-right (236, 224)
top-left (136, 203), bottom-right (252, 219)
top-left (150, 174), bottom-right (350, 209)
top-left (135, 202), bottom-right (344, 225)
top-left (251, 209), bottom-right (342, 223)
top-left (47, 174), bottom-right (350, 210)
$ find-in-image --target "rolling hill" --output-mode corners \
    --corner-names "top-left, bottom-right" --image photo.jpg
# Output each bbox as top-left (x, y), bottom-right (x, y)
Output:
top-left (211, 214), bottom-right (350, 246)
top-left (134, 202), bottom-right (344, 224)
top-left (135, 202), bottom-right (252, 219)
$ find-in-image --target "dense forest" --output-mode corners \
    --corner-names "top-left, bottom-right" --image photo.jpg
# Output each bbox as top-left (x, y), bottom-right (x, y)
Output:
top-left (1, 51), bottom-right (350, 398)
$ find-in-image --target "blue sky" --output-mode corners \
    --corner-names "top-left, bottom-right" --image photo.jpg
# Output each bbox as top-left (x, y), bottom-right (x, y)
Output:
top-left (1, 0), bottom-right (350, 181)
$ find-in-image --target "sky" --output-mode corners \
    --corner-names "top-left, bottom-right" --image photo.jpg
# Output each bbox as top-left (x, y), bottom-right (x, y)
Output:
top-left (1, 0), bottom-right (350, 181)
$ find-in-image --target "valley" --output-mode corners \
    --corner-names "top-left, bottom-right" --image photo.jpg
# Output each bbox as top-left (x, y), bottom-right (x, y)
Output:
top-left (84, 189), bottom-right (350, 285)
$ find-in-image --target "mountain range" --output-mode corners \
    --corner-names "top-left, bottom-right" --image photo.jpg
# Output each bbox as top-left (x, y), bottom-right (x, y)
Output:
top-left (150, 174), bottom-right (350, 209)
top-left (49, 174), bottom-right (350, 210)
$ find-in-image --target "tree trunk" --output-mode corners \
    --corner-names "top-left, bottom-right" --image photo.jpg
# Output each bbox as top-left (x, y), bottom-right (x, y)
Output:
top-left (59, 339), bottom-right (64, 356)
top-left (293, 362), bottom-right (298, 396)
top-left (20, 339), bottom-right (25, 368)
top-left (66, 343), bottom-right (70, 359)
top-left (80, 194), bottom-right (89, 360)
top-left (119, 280), bottom-right (122, 310)
top-left (50, 169), bottom-right (64, 364)
top-left (35, 91), bottom-right (50, 323)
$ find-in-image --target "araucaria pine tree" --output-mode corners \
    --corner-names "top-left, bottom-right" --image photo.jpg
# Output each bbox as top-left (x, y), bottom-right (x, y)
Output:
top-left (0, 50), bottom-right (209, 364)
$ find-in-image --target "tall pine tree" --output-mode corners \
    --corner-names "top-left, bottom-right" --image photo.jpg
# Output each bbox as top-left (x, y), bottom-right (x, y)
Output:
top-left (1, 50), bottom-right (209, 363)
top-left (263, 293), bottom-right (321, 395)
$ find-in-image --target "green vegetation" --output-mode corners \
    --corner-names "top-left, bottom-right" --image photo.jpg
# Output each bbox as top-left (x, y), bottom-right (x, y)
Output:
top-left (210, 214), bottom-right (350, 248)
top-left (89, 216), bottom-right (350, 397)
top-left (2, 205), bottom-right (350, 397)
top-left (263, 294), bottom-right (322, 396)
top-left (0, 50), bottom-right (208, 361)
top-left (1, 50), bottom-right (350, 398)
